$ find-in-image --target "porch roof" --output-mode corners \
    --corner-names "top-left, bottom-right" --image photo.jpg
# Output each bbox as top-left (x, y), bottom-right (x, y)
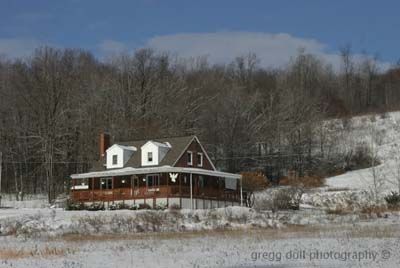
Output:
top-left (70, 165), bottom-right (241, 180)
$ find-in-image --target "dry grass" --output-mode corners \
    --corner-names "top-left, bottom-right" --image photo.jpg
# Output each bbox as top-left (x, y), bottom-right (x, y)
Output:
top-left (0, 246), bottom-right (74, 260)
top-left (282, 224), bottom-right (400, 239)
top-left (5, 224), bottom-right (396, 260)
top-left (361, 205), bottom-right (400, 215)
top-left (326, 204), bottom-right (400, 216)
top-left (56, 222), bottom-right (400, 244)
top-left (325, 206), bottom-right (353, 215)
top-left (279, 175), bottom-right (325, 188)
top-left (0, 249), bottom-right (32, 259)
top-left (59, 229), bottom-right (251, 243)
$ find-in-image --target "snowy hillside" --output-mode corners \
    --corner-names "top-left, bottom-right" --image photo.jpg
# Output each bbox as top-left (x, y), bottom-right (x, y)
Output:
top-left (325, 111), bottom-right (400, 194)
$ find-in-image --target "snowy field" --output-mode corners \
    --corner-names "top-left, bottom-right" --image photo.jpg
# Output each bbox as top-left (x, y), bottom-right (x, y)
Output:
top-left (0, 222), bottom-right (399, 268)
top-left (325, 112), bottom-right (400, 193)
top-left (0, 206), bottom-right (400, 267)
top-left (0, 194), bottom-right (49, 209)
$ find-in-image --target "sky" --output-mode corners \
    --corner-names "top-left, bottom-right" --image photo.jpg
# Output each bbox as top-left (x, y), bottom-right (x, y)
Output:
top-left (0, 0), bottom-right (398, 69)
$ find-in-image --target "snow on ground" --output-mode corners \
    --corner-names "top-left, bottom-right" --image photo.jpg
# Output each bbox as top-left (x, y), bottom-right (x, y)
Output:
top-left (326, 112), bottom-right (400, 193)
top-left (0, 224), bottom-right (399, 268)
top-left (0, 204), bottom-right (400, 267)
top-left (0, 194), bottom-right (49, 209)
top-left (0, 207), bottom-right (286, 238)
top-left (1, 206), bottom-right (400, 238)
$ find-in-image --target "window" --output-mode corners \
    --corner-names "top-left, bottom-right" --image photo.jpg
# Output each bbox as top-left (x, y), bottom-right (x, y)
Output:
top-left (79, 178), bottom-right (88, 186)
top-left (199, 175), bottom-right (205, 188)
top-left (187, 151), bottom-right (193, 165)
top-left (100, 177), bottom-right (113, 190)
top-left (112, 155), bottom-right (118, 165)
top-left (197, 152), bottom-right (203, 167)
top-left (146, 174), bottom-right (160, 187)
top-left (132, 176), bottom-right (139, 188)
top-left (148, 152), bottom-right (153, 162)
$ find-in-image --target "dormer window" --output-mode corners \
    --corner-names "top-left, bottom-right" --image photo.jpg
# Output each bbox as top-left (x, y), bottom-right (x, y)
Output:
top-left (141, 140), bottom-right (171, 166)
top-left (187, 151), bottom-right (193, 165)
top-left (197, 152), bottom-right (203, 167)
top-left (112, 155), bottom-right (118, 165)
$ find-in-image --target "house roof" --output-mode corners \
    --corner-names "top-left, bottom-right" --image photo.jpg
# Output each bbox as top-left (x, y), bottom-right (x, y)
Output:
top-left (90, 135), bottom-right (195, 172)
top-left (72, 166), bottom-right (241, 180)
top-left (143, 140), bottom-right (171, 148)
top-left (106, 144), bottom-right (137, 152)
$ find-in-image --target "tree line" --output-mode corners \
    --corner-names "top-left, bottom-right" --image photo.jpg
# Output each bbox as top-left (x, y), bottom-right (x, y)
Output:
top-left (0, 46), bottom-right (399, 201)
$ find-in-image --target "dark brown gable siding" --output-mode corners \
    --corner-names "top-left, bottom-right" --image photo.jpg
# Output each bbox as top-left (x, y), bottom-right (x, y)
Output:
top-left (174, 138), bottom-right (214, 170)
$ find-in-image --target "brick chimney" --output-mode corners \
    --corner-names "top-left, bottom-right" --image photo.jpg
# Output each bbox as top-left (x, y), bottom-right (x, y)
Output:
top-left (99, 132), bottom-right (110, 159)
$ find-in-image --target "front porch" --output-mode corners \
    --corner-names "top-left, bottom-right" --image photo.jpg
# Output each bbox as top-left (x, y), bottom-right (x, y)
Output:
top-left (71, 172), bottom-right (242, 208)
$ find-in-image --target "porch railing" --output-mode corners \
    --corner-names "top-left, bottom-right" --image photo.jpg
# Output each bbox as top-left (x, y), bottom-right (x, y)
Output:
top-left (71, 185), bottom-right (240, 203)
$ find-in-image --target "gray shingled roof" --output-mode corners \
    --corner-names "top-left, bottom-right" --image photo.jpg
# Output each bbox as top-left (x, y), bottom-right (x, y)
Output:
top-left (90, 135), bottom-right (195, 172)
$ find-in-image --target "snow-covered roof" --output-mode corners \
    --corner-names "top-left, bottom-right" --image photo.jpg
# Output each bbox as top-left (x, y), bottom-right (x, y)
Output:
top-left (142, 140), bottom-right (172, 148)
top-left (71, 166), bottom-right (241, 180)
top-left (106, 144), bottom-right (137, 152)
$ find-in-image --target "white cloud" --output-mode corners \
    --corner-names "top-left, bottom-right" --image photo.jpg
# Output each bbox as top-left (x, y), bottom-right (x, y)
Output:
top-left (97, 39), bottom-right (128, 56)
top-left (144, 31), bottom-right (392, 71)
top-left (0, 38), bottom-right (41, 58)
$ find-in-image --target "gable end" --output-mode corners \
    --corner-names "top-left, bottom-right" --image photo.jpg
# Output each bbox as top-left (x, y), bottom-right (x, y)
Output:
top-left (173, 136), bottom-right (216, 170)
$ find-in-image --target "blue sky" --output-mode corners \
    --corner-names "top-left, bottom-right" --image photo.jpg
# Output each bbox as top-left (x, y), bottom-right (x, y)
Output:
top-left (0, 0), bottom-right (398, 68)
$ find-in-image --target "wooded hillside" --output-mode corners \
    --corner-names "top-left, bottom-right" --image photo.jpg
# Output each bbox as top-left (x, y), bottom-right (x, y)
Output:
top-left (0, 47), bottom-right (399, 201)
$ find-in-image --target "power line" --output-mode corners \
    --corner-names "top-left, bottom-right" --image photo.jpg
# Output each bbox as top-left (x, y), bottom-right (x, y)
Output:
top-left (213, 153), bottom-right (312, 161)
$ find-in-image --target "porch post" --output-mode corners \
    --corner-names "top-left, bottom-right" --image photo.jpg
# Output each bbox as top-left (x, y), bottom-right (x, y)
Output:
top-left (179, 174), bottom-right (182, 208)
top-left (166, 173), bottom-right (169, 207)
top-left (91, 177), bottom-right (94, 202)
top-left (190, 173), bottom-right (193, 209)
top-left (130, 176), bottom-right (133, 198)
top-left (240, 176), bottom-right (243, 207)
top-left (112, 176), bottom-right (115, 203)
top-left (72, 179), bottom-right (76, 201)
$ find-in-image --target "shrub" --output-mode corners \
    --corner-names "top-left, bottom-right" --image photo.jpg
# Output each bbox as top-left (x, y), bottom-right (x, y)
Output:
top-left (361, 205), bottom-right (388, 217)
top-left (168, 203), bottom-right (181, 210)
top-left (254, 186), bottom-right (304, 211)
top-left (109, 202), bottom-right (129, 210)
top-left (129, 204), bottom-right (139, 210)
top-left (65, 200), bottom-right (86, 211)
top-left (385, 191), bottom-right (400, 208)
top-left (272, 187), bottom-right (303, 210)
top-left (155, 201), bottom-right (168, 210)
top-left (136, 211), bottom-right (163, 231)
top-left (138, 203), bottom-right (152, 210)
top-left (87, 202), bottom-right (105, 211)
top-left (344, 145), bottom-right (379, 171)
top-left (241, 172), bottom-right (269, 191)
top-left (325, 205), bottom-right (351, 215)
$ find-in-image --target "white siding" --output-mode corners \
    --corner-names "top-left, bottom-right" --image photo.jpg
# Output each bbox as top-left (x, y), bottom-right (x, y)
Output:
top-left (141, 141), bottom-right (171, 166)
top-left (106, 146), bottom-right (124, 169)
top-left (141, 142), bottom-right (159, 166)
top-left (106, 144), bottom-right (135, 169)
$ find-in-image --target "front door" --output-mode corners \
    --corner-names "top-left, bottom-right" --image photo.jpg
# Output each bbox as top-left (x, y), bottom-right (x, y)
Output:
top-left (132, 176), bottom-right (139, 196)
